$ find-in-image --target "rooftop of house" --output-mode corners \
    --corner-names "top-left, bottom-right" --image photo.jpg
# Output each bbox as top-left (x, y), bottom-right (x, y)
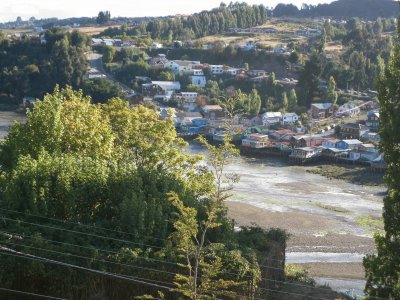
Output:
top-left (341, 139), bottom-right (362, 145)
top-left (171, 60), bottom-right (201, 67)
top-left (264, 112), bottom-right (282, 118)
top-left (312, 103), bottom-right (333, 110)
top-left (341, 122), bottom-right (361, 129)
top-left (151, 81), bottom-right (181, 90)
top-left (202, 105), bottom-right (223, 111)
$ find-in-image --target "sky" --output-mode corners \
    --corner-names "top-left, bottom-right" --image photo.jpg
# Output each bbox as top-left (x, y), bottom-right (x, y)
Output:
top-left (0, 0), bottom-right (334, 23)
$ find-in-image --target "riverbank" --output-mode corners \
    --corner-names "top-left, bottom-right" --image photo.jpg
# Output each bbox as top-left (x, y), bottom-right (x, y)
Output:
top-left (302, 163), bottom-right (385, 186)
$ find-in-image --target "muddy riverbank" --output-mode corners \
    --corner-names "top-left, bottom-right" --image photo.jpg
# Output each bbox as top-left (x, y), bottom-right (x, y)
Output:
top-left (187, 142), bottom-right (386, 293)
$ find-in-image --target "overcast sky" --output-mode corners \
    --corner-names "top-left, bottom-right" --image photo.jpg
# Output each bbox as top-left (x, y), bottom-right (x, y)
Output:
top-left (0, 0), bottom-right (335, 23)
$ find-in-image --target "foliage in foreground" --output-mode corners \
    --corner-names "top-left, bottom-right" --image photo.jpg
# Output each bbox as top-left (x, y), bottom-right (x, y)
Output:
top-left (0, 86), bottom-right (285, 299)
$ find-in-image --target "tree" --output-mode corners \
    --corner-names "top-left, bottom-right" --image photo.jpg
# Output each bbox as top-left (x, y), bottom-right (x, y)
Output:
top-left (364, 20), bottom-right (400, 300)
top-left (288, 89), bottom-right (297, 111)
top-left (249, 89), bottom-right (261, 116)
top-left (326, 76), bottom-right (338, 104)
top-left (82, 78), bottom-right (126, 103)
top-left (97, 11), bottom-right (111, 24)
top-left (168, 136), bottom-right (241, 300)
top-left (297, 53), bottom-right (324, 108)
top-left (159, 70), bottom-right (175, 81)
top-left (280, 92), bottom-right (288, 112)
top-left (102, 45), bottom-right (116, 63)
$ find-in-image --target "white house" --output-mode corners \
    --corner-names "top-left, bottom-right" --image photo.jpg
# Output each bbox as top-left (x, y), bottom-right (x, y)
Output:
top-left (263, 112), bottom-right (282, 126)
top-left (239, 41), bottom-right (256, 51)
top-left (337, 103), bottom-right (360, 116)
top-left (242, 134), bottom-right (269, 148)
top-left (175, 92), bottom-right (198, 111)
top-left (192, 69), bottom-right (204, 76)
top-left (150, 42), bottom-right (163, 50)
top-left (209, 65), bottom-right (224, 75)
top-left (282, 113), bottom-right (299, 125)
top-left (164, 60), bottom-right (200, 74)
top-left (226, 68), bottom-right (241, 76)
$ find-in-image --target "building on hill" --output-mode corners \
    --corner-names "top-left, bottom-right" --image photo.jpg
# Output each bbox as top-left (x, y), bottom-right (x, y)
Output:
top-left (340, 123), bottom-right (368, 139)
top-left (310, 103), bottom-right (334, 119)
top-left (209, 65), bottom-right (224, 75)
top-left (365, 110), bottom-right (380, 130)
top-left (263, 112), bottom-right (282, 127)
top-left (148, 54), bottom-right (169, 69)
top-left (335, 139), bottom-right (363, 150)
top-left (150, 42), bottom-right (163, 50)
top-left (201, 105), bottom-right (225, 120)
top-left (164, 60), bottom-right (201, 74)
top-left (142, 81), bottom-right (181, 100)
top-left (174, 92), bottom-right (198, 111)
top-left (337, 103), bottom-right (360, 117)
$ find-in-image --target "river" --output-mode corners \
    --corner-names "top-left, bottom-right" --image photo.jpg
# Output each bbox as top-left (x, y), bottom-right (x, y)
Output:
top-left (187, 142), bottom-right (386, 295)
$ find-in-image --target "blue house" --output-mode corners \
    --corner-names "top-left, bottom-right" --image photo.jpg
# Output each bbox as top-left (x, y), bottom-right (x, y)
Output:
top-left (335, 139), bottom-right (362, 150)
top-left (192, 118), bottom-right (208, 127)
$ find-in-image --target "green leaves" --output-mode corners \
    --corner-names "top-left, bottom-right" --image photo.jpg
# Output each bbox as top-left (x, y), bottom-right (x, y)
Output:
top-left (364, 19), bottom-right (400, 300)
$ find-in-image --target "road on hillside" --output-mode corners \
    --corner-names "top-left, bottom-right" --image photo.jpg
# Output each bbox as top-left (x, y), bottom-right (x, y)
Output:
top-left (88, 52), bottom-right (134, 95)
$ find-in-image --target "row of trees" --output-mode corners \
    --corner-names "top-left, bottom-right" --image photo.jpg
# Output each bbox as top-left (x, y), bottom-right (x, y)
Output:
top-left (273, 0), bottom-right (399, 19)
top-left (145, 3), bottom-right (267, 41)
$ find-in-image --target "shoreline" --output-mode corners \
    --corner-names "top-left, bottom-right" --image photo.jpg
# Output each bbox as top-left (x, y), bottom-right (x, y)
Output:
top-left (226, 201), bottom-right (374, 281)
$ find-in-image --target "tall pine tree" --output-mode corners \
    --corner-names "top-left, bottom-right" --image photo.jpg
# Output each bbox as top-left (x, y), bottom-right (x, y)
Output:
top-left (363, 18), bottom-right (400, 300)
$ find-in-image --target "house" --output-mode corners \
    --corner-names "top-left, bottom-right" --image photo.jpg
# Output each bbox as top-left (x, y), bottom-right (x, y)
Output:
top-left (239, 41), bottom-right (256, 51)
top-left (175, 112), bottom-right (203, 127)
top-left (262, 112), bottom-right (282, 126)
top-left (362, 131), bottom-right (381, 144)
top-left (164, 60), bottom-right (200, 74)
top-left (290, 147), bottom-right (322, 160)
top-left (282, 113), bottom-right (299, 125)
top-left (148, 54), bottom-right (169, 69)
top-left (365, 111), bottom-right (380, 130)
top-left (142, 81), bottom-right (181, 99)
top-left (322, 138), bottom-right (340, 148)
top-left (349, 144), bottom-right (379, 161)
top-left (226, 68), bottom-right (242, 76)
top-left (91, 38), bottom-right (103, 46)
top-left (335, 139), bottom-right (363, 150)
top-left (269, 129), bottom-right (296, 141)
top-left (209, 65), bottom-right (224, 75)
top-left (150, 42), bottom-right (163, 50)
top-left (273, 46), bottom-right (290, 53)
top-left (190, 75), bottom-right (207, 88)
top-left (292, 136), bottom-right (325, 148)
top-left (310, 103), bottom-right (334, 119)
top-left (337, 103), bottom-right (360, 116)
top-left (201, 105), bottom-right (225, 120)
top-left (241, 134), bottom-right (269, 148)
top-left (247, 70), bottom-right (268, 77)
top-left (340, 123), bottom-right (367, 139)
top-left (175, 92), bottom-right (198, 111)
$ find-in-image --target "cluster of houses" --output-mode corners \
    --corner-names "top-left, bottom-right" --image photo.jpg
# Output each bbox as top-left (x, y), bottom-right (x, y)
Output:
top-left (168, 102), bottom-right (384, 170)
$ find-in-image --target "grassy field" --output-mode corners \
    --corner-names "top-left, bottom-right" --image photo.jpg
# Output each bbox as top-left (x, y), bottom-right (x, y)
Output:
top-left (68, 26), bottom-right (110, 36)
top-left (304, 164), bottom-right (384, 186)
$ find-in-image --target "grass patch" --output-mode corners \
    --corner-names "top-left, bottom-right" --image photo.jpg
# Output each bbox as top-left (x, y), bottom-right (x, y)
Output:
top-left (315, 203), bottom-right (351, 213)
top-left (356, 215), bottom-right (383, 232)
top-left (305, 164), bottom-right (384, 186)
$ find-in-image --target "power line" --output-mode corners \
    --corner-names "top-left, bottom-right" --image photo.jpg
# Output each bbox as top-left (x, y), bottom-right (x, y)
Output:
top-left (0, 207), bottom-right (167, 242)
top-left (0, 216), bottom-right (165, 250)
top-left (0, 230), bottom-right (181, 268)
top-left (0, 246), bottom-right (172, 291)
top-left (1, 230), bottom-right (367, 298)
top-left (0, 287), bottom-right (68, 300)
top-left (1, 244), bottom-right (378, 300)
top-left (1, 239), bottom-right (179, 277)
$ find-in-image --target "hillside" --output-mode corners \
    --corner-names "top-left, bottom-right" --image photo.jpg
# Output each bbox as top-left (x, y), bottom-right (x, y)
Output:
top-left (273, 0), bottom-right (399, 19)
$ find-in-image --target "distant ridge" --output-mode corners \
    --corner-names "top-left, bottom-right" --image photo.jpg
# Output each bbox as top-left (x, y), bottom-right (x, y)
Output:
top-left (273, 0), bottom-right (399, 19)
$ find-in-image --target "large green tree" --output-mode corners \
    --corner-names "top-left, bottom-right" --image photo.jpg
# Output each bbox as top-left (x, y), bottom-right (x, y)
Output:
top-left (364, 19), bottom-right (400, 300)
